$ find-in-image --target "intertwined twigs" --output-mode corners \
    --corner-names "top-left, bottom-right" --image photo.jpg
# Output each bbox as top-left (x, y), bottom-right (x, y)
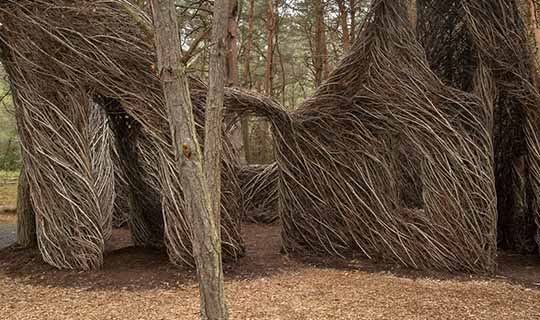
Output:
top-left (89, 102), bottom-right (116, 241)
top-left (231, 0), bottom-right (497, 273)
top-left (239, 164), bottom-right (278, 224)
top-left (418, 0), bottom-right (540, 254)
top-left (0, 0), bottom-right (537, 273)
top-left (0, 0), bottom-right (251, 269)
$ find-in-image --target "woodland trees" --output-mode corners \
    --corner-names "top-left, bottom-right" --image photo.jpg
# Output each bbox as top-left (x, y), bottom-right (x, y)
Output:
top-left (164, 0), bottom-right (540, 166)
top-left (145, 0), bottom-right (372, 164)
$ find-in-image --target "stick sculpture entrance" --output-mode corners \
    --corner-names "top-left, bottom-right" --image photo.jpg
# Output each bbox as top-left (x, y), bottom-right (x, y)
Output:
top-left (0, 0), bottom-right (538, 273)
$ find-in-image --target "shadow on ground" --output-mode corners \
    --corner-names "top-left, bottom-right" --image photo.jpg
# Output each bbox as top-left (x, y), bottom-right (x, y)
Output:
top-left (1, 223), bottom-right (540, 292)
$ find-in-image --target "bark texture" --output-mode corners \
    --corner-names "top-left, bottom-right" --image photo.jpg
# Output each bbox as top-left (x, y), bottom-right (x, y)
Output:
top-left (528, 0), bottom-right (540, 69)
top-left (264, 0), bottom-right (276, 96)
top-left (225, 0), bottom-right (245, 163)
top-left (314, 0), bottom-right (329, 86)
top-left (150, 0), bottom-right (228, 319)
top-left (337, 0), bottom-right (350, 50)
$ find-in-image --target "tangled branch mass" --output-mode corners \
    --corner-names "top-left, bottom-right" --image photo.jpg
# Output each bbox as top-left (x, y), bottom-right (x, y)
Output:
top-left (0, 0), bottom-right (538, 274)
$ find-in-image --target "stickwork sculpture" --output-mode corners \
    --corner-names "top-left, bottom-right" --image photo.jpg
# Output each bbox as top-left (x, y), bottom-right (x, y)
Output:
top-left (271, 0), bottom-right (496, 273)
top-left (417, 0), bottom-right (540, 254)
top-left (239, 164), bottom-right (279, 224)
top-left (0, 0), bottom-right (248, 269)
top-left (90, 103), bottom-right (131, 229)
top-left (0, 0), bottom-right (538, 274)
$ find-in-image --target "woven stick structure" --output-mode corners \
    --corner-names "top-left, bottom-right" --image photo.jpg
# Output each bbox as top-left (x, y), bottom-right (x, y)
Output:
top-left (0, 0), bottom-right (538, 274)
top-left (0, 0), bottom-right (258, 269)
top-left (417, 0), bottom-right (540, 253)
top-left (89, 100), bottom-right (132, 230)
top-left (227, 0), bottom-right (498, 273)
top-left (89, 103), bottom-right (116, 241)
top-left (239, 164), bottom-right (279, 224)
top-left (110, 146), bottom-right (130, 229)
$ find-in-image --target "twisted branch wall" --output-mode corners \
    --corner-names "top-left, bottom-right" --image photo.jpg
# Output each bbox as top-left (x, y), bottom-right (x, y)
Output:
top-left (0, 0), bottom-right (246, 269)
top-left (233, 0), bottom-right (498, 273)
top-left (418, 0), bottom-right (540, 253)
top-left (0, 0), bottom-right (538, 273)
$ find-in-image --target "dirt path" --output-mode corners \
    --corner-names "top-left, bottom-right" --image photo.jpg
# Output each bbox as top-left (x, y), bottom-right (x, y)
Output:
top-left (1, 224), bottom-right (540, 320)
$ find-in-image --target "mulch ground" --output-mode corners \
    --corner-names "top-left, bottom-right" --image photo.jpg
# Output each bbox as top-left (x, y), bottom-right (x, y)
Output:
top-left (1, 224), bottom-right (540, 320)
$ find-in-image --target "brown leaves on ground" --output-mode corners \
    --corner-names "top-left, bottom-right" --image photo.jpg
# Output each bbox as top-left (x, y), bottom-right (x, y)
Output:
top-left (1, 224), bottom-right (540, 320)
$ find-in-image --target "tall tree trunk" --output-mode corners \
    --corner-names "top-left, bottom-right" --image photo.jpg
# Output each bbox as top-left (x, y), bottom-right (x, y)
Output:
top-left (226, 0), bottom-right (240, 87)
top-left (337, 0), bottom-right (350, 50)
top-left (253, 0), bottom-right (276, 164)
top-left (275, 0), bottom-right (287, 106)
top-left (206, 0), bottom-right (229, 228)
top-left (265, 0), bottom-right (276, 96)
top-left (528, 0), bottom-right (540, 70)
top-left (350, 0), bottom-right (357, 44)
top-left (322, 17), bottom-right (330, 79)
top-left (243, 0), bottom-right (255, 88)
top-left (226, 0), bottom-right (245, 163)
top-left (150, 1), bottom-right (228, 319)
top-left (314, 0), bottom-right (329, 87)
top-left (276, 38), bottom-right (287, 106)
top-left (242, 0), bottom-right (256, 163)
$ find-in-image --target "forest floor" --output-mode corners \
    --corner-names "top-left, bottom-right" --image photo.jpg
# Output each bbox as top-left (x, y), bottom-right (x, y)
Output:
top-left (1, 224), bottom-right (540, 320)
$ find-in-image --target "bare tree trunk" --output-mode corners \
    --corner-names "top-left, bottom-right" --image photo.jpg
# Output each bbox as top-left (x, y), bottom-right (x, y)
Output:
top-left (252, 0), bottom-right (276, 164)
top-left (528, 0), bottom-right (540, 70)
top-left (206, 0), bottom-right (229, 227)
top-left (150, 1), bottom-right (228, 319)
top-left (241, 0), bottom-right (255, 163)
top-left (265, 0), bottom-right (276, 96)
top-left (226, 0), bottom-right (245, 163)
top-left (275, 0), bottom-right (287, 106)
top-left (321, 8), bottom-right (330, 79)
top-left (350, 0), bottom-right (357, 44)
top-left (277, 38), bottom-right (287, 106)
top-left (314, 0), bottom-right (329, 86)
top-left (16, 166), bottom-right (36, 247)
top-left (226, 0), bottom-right (240, 87)
top-left (337, 0), bottom-right (350, 50)
top-left (243, 0), bottom-right (255, 88)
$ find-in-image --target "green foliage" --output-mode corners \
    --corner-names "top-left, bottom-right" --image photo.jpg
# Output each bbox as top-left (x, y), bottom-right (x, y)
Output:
top-left (0, 64), bottom-right (20, 171)
top-left (0, 142), bottom-right (20, 171)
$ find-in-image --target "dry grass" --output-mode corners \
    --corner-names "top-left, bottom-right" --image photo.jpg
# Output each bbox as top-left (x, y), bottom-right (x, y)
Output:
top-left (0, 182), bottom-right (17, 209)
top-left (0, 213), bottom-right (16, 224)
top-left (0, 181), bottom-right (17, 224)
top-left (0, 183), bottom-right (17, 224)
